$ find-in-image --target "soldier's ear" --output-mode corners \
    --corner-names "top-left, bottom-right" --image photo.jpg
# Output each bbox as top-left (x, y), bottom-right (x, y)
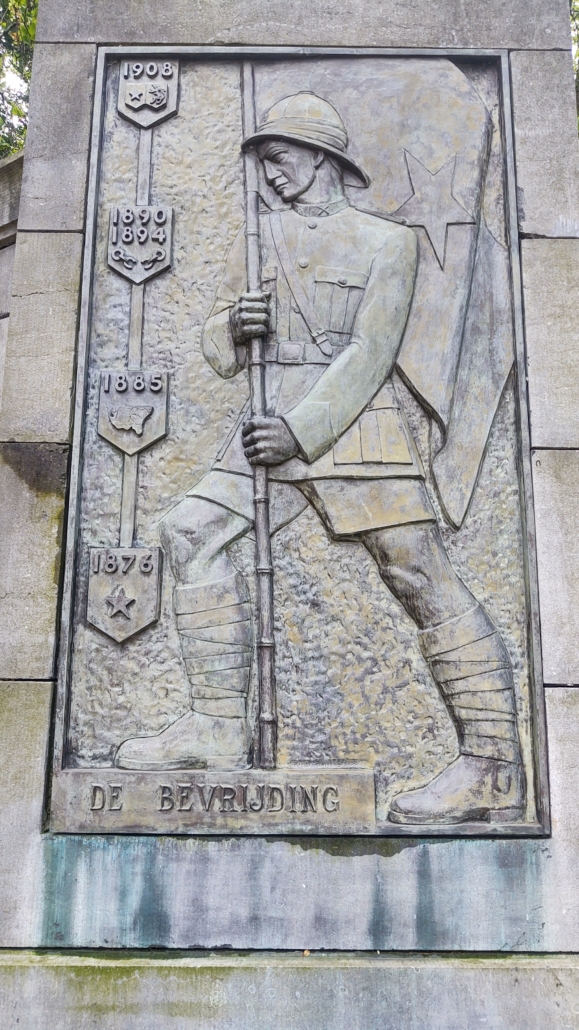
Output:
top-left (312, 150), bottom-right (325, 168)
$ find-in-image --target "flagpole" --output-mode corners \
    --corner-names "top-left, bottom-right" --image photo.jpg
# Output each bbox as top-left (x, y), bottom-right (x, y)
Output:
top-left (241, 61), bottom-right (277, 769)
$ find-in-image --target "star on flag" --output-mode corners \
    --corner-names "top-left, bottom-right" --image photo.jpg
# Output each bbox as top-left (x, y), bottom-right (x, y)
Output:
top-left (394, 152), bottom-right (475, 268)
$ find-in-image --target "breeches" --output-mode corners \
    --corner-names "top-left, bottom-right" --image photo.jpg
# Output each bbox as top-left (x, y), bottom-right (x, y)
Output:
top-left (186, 470), bottom-right (435, 538)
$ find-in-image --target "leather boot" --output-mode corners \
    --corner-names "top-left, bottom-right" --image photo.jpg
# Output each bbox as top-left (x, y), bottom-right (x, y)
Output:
top-left (115, 571), bottom-right (252, 770)
top-left (389, 604), bottom-right (525, 825)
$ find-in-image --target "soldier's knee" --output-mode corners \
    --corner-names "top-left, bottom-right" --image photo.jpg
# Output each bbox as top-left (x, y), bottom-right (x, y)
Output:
top-left (159, 497), bottom-right (225, 550)
top-left (158, 507), bottom-right (182, 550)
top-left (382, 559), bottom-right (431, 596)
top-left (364, 526), bottom-right (439, 595)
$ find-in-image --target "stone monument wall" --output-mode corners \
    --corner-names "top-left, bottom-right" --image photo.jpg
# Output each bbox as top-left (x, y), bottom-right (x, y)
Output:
top-left (1, 1), bottom-right (579, 1026)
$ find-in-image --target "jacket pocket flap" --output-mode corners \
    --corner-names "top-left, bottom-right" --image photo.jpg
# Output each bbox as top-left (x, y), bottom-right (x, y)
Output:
top-left (315, 266), bottom-right (368, 289)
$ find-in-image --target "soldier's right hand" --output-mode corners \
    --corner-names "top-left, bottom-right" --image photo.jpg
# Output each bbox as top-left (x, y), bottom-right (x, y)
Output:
top-left (230, 292), bottom-right (270, 344)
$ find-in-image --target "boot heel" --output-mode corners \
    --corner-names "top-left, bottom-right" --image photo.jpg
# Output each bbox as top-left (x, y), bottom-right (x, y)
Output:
top-left (489, 806), bottom-right (523, 823)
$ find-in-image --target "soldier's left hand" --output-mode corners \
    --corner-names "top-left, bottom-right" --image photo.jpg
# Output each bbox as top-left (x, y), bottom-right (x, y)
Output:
top-left (242, 417), bottom-right (300, 466)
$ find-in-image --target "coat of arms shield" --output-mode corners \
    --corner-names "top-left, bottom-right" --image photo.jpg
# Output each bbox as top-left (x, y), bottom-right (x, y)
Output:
top-left (118, 59), bottom-right (179, 128)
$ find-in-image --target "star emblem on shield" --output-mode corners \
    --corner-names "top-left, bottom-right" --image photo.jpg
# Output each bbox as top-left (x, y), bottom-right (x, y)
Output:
top-left (87, 548), bottom-right (163, 642)
top-left (125, 82), bottom-right (168, 111)
top-left (104, 587), bottom-right (136, 619)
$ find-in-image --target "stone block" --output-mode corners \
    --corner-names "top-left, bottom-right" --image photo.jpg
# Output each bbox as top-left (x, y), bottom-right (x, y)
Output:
top-left (0, 671), bottom-right (572, 956)
top-left (35, 0), bottom-right (571, 48)
top-left (0, 318), bottom-right (8, 396)
top-left (0, 232), bottom-right (83, 442)
top-left (18, 690), bottom-right (579, 952)
top-left (511, 51), bottom-right (579, 238)
top-left (532, 450), bottom-right (579, 684)
top-left (0, 153), bottom-right (22, 246)
top-left (0, 443), bottom-right (67, 680)
top-left (522, 239), bottom-right (579, 447)
top-left (0, 244), bottom-right (15, 317)
top-left (1, 951), bottom-right (579, 1029)
top-left (18, 44), bottom-right (96, 232)
top-left (535, 689), bottom-right (579, 950)
top-left (0, 683), bottom-right (51, 948)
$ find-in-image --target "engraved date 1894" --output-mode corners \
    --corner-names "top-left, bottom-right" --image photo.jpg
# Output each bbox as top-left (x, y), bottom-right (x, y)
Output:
top-left (107, 206), bottom-right (173, 285)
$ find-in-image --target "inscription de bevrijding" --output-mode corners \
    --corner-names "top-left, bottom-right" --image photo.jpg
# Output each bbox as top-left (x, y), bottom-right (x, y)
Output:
top-left (51, 51), bottom-right (547, 837)
top-left (50, 769), bottom-right (375, 833)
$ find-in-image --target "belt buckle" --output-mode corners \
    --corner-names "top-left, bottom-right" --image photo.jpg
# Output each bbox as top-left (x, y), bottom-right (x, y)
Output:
top-left (278, 341), bottom-right (305, 364)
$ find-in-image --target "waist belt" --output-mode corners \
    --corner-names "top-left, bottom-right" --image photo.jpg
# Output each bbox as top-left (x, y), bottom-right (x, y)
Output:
top-left (265, 340), bottom-right (346, 364)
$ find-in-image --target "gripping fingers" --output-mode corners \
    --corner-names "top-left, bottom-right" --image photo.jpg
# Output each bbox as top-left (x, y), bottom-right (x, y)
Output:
top-left (240, 295), bottom-right (270, 318)
top-left (242, 427), bottom-right (268, 441)
top-left (240, 307), bottom-right (269, 328)
top-left (243, 323), bottom-right (268, 336)
top-left (230, 293), bottom-right (271, 344)
top-left (242, 418), bottom-right (270, 436)
top-left (244, 446), bottom-right (263, 462)
top-left (243, 424), bottom-right (272, 464)
top-left (237, 307), bottom-right (269, 339)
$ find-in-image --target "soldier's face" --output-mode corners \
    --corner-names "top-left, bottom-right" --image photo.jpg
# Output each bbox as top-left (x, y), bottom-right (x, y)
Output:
top-left (257, 141), bottom-right (320, 202)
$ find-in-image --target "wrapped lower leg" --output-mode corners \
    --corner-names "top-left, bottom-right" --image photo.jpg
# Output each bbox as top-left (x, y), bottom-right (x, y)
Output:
top-left (174, 571), bottom-right (250, 614)
top-left (419, 607), bottom-right (521, 765)
top-left (114, 571), bottom-right (253, 769)
top-left (175, 570), bottom-right (253, 717)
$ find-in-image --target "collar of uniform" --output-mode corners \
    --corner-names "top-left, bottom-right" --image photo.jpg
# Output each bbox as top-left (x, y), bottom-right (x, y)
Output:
top-left (291, 197), bottom-right (350, 217)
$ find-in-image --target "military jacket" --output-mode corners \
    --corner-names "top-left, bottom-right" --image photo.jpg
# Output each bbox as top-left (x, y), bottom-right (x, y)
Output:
top-left (202, 201), bottom-right (424, 481)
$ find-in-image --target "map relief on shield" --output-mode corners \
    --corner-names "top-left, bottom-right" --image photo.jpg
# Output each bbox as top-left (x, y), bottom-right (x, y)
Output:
top-left (51, 54), bottom-right (546, 837)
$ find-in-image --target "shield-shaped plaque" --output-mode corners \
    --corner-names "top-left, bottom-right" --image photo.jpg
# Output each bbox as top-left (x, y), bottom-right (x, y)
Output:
top-left (108, 206), bottom-right (173, 285)
top-left (97, 370), bottom-right (168, 456)
top-left (87, 547), bottom-right (163, 643)
top-left (118, 59), bottom-right (179, 128)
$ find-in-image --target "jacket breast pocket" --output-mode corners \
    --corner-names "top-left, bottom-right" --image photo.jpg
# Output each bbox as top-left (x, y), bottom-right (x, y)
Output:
top-left (314, 266), bottom-right (368, 334)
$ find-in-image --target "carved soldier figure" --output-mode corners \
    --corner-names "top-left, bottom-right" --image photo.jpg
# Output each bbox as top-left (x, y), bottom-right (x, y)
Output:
top-left (115, 92), bottom-right (524, 826)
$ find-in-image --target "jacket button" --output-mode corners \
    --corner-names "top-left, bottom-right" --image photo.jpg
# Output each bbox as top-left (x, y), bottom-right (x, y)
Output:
top-left (308, 220), bottom-right (318, 229)
top-left (298, 258), bottom-right (309, 268)
top-left (292, 304), bottom-right (300, 313)
top-left (338, 276), bottom-right (348, 286)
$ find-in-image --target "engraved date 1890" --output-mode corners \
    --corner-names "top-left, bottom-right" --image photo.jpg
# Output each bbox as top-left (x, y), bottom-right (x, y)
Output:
top-left (107, 206), bottom-right (173, 285)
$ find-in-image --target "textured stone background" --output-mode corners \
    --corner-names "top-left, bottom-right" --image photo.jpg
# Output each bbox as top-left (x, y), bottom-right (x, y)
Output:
top-left (67, 57), bottom-right (533, 822)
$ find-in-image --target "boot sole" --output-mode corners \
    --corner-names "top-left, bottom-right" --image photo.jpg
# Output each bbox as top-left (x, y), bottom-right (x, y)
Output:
top-left (388, 805), bottom-right (523, 826)
top-left (114, 755), bottom-right (252, 771)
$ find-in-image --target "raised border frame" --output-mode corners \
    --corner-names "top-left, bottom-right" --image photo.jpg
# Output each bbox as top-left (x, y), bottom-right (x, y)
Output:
top-left (48, 46), bottom-right (550, 838)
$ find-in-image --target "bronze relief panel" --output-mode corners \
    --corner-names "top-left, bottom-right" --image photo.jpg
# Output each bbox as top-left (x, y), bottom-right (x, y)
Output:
top-left (51, 50), bottom-right (548, 837)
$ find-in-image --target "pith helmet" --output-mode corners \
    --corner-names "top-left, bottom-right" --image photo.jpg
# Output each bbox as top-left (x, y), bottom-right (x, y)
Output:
top-left (242, 91), bottom-right (370, 188)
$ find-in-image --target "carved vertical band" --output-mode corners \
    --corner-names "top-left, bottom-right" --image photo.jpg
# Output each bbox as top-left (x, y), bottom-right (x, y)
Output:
top-left (118, 125), bottom-right (154, 546)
